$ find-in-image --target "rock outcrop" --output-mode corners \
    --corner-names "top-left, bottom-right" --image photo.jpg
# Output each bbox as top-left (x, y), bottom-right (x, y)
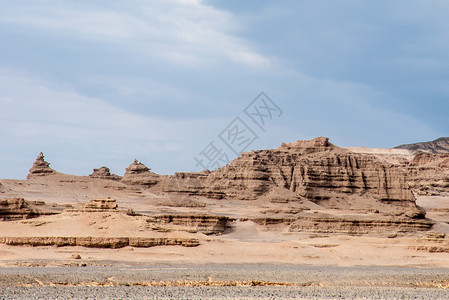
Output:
top-left (395, 137), bottom-right (449, 154)
top-left (407, 153), bottom-right (449, 196)
top-left (171, 137), bottom-right (421, 216)
top-left (0, 198), bottom-right (40, 221)
top-left (81, 199), bottom-right (118, 211)
top-left (147, 214), bottom-right (232, 235)
top-left (89, 166), bottom-right (121, 180)
top-left (245, 215), bottom-right (433, 236)
top-left (122, 160), bottom-right (161, 186)
top-left (0, 236), bottom-right (199, 248)
top-left (27, 152), bottom-right (55, 178)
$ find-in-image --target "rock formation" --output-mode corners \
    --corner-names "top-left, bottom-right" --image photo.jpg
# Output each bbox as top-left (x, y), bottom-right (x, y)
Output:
top-left (246, 215), bottom-right (433, 236)
top-left (27, 152), bottom-right (55, 178)
top-left (0, 236), bottom-right (199, 248)
top-left (147, 214), bottom-right (231, 235)
top-left (0, 198), bottom-right (40, 221)
top-left (82, 198), bottom-right (118, 211)
top-left (395, 137), bottom-right (449, 154)
top-left (122, 159), bottom-right (161, 186)
top-left (406, 153), bottom-right (449, 196)
top-left (169, 137), bottom-right (422, 217)
top-left (89, 166), bottom-right (121, 180)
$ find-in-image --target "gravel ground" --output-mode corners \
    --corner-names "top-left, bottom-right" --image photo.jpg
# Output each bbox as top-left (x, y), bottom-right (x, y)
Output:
top-left (2, 286), bottom-right (449, 299)
top-left (0, 264), bottom-right (448, 299)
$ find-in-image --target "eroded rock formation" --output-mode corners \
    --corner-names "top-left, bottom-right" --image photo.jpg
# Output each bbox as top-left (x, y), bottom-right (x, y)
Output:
top-left (122, 159), bottom-right (161, 186)
top-left (89, 167), bottom-right (121, 180)
top-left (82, 199), bottom-right (118, 211)
top-left (0, 198), bottom-right (40, 221)
top-left (247, 216), bottom-right (433, 236)
top-left (147, 214), bottom-right (232, 235)
top-left (407, 153), bottom-right (449, 196)
top-left (169, 137), bottom-right (422, 217)
top-left (0, 236), bottom-right (199, 248)
top-left (27, 152), bottom-right (55, 178)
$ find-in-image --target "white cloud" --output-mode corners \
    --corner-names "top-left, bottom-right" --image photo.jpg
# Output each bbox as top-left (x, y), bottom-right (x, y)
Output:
top-left (0, 0), bottom-right (270, 68)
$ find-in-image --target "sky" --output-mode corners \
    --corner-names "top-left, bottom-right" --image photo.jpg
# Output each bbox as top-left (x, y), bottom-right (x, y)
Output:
top-left (0, 0), bottom-right (448, 179)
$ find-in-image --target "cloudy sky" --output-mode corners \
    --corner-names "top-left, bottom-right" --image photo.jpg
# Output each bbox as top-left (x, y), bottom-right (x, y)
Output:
top-left (1, 0), bottom-right (448, 179)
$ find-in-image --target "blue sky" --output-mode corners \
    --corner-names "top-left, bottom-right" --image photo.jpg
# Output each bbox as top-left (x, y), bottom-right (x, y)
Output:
top-left (0, 0), bottom-right (448, 179)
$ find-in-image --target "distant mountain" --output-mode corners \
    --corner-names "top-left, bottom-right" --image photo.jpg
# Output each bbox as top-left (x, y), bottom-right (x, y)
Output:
top-left (394, 137), bottom-right (449, 154)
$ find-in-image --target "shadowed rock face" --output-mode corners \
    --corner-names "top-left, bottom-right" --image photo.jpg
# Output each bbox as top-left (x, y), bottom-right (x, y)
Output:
top-left (122, 160), bottom-right (161, 186)
top-left (0, 198), bottom-right (40, 221)
top-left (27, 152), bottom-right (55, 178)
top-left (395, 137), bottom-right (449, 154)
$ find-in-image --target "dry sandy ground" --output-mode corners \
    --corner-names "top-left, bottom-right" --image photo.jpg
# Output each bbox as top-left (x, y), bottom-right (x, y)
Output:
top-left (1, 217), bottom-right (449, 268)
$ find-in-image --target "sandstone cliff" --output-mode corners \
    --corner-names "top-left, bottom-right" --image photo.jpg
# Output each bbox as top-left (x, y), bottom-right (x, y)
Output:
top-left (168, 137), bottom-right (421, 217)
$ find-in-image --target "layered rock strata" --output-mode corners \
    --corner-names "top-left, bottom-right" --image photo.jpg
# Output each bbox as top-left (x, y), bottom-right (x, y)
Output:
top-left (147, 214), bottom-right (232, 235)
top-left (83, 199), bottom-right (118, 210)
top-left (0, 198), bottom-right (40, 221)
top-left (0, 236), bottom-right (199, 248)
top-left (27, 152), bottom-right (55, 178)
top-left (242, 216), bottom-right (433, 236)
top-left (171, 137), bottom-right (422, 217)
top-left (406, 153), bottom-right (449, 196)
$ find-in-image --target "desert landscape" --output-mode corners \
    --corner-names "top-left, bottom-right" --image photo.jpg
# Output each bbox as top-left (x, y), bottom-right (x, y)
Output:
top-left (1, 137), bottom-right (449, 299)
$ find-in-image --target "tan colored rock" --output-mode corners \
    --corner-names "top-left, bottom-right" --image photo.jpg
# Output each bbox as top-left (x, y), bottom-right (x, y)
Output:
top-left (89, 166), bottom-right (121, 180)
top-left (82, 199), bottom-right (118, 210)
top-left (407, 153), bottom-right (449, 196)
top-left (0, 236), bottom-right (200, 248)
top-left (0, 198), bottom-right (40, 221)
top-left (122, 159), bottom-right (161, 186)
top-left (148, 214), bottom-right (232, 235)
top-left (183, 137), bottom-right (422, 216)
top-left (27, 152), bottom-right (55, 178)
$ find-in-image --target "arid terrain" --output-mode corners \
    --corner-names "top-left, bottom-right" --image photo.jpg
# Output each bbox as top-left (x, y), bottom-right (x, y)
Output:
top-left (1, 137), bottom-right (449, 298)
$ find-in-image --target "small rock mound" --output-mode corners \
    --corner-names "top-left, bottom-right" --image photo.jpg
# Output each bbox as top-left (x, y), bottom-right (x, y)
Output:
top-left (28, 152), bottom-right (55, 178)
top-left (89, 166), bottom-right (121, 180)
top-left (82, 199), bottom-right (118, 211)
top-left (125, 159), bottom-right (151, 174)
top-left (0, 198), bottom-right (40, 221)
top-left (122, 159), bottom-right (161, 186)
